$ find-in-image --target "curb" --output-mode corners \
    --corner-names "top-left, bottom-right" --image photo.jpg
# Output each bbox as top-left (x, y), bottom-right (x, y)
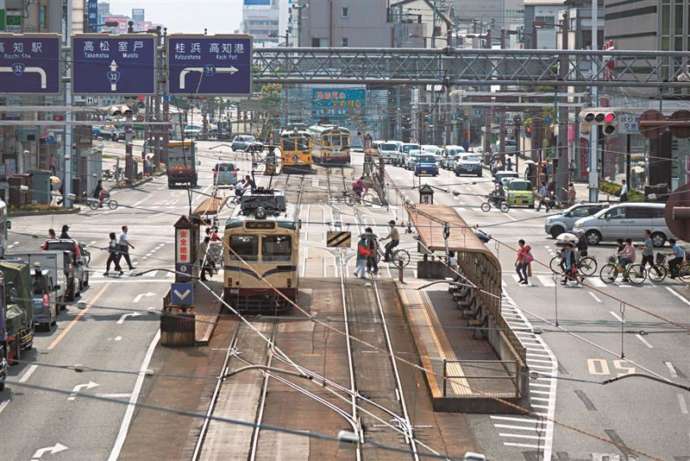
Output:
top-left (9, 206), bottom-right (82, 218)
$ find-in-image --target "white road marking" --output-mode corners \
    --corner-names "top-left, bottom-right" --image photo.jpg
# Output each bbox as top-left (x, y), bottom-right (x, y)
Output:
top-left (588, 291), bottom-right (602, 303)
top-left (635, 334), bottom-right (654, 349)
top-left (107, 329), bottom-right (160, 461)
top-left (537, 275), bottom-right (556, 287)
top-left (131, 198), bottom-right (148, 208)
top-left (665, 361), bottom-right (679, 378)
top-left (530, 397), bottom-right (551, 402)
top-left (490, 416), bottom-right (541, 424)
top-left (19, 364), bottom-right (38, 383)
top-left (678, 394), bottom-right (688, 415)
top-left (666, 287), bottom-right (690, 305)
top-left (609, 311), bottom-right (623, 322)
top-left (504, 442), bottom-right (542, 449)
top-left (499, 433), bottom-right (544, 440)
top-left (133, 292), bottom-right (155, 303)
top-left (114, 336), bottom-right (122, 341)
top-left (586, 278), bottom-right (607, 288)
top-left (117, 312), bottom-right (143, 324)
top-left (95, 393), bottom-right (132, 399)
top-left (494, 424), bottom-right (545, 432)
top-left (67, 381), bottom-right (99, 400)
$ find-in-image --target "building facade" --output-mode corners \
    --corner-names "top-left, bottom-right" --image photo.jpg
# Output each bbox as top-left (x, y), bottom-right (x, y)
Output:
top-left (242, 0), bottom-right (281, 47)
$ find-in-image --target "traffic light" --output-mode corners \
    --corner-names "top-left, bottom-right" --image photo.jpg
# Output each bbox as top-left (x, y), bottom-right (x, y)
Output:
top-left (581, 109), bottom-right (617, 136)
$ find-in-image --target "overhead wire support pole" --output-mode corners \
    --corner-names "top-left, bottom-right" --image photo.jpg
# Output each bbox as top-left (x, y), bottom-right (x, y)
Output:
top-left (589, 0), bottom-right (600, 202)
top-left (63, 0), bottom-right (73, 209)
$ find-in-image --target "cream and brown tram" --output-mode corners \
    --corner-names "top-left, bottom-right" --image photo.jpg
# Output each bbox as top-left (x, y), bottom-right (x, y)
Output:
top-left (223, 189), bottom-right (299, 313)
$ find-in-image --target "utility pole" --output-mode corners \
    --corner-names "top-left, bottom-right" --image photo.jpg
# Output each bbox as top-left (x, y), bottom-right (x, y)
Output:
top-left (162, 28), bottom-right (170, 159)
top-left (589, 0), bottom-right (599, 202)
top-left (556, 11), bottom-right (570, 202)
top-left (63, 0), bottom-right (73, 208)
top-left (482, 27), bottom-right (493, 162)
top-left (499, 29), bottom-right (507, 168)
top-left (154, 26), bottom-right (162, 169)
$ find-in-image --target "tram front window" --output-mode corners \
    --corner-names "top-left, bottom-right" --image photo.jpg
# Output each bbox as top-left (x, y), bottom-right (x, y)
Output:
top-left (262, 236), bottom-right (292, 261)
top-left (283, 137), bottom-right (308, 151)
top-left (229, 235), bottom-right (258, 261)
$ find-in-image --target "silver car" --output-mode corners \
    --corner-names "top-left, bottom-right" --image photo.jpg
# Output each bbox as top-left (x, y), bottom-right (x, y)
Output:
top-left (544, 203), bottom-right (608, 238)
top-left (573, 202), bottom-right (673, 247)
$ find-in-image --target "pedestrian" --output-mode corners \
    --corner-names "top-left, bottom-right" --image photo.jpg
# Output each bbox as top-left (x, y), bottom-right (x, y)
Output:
top-left (668, 239), bottom-right (685, 279)
top-left (640, 229), bottom-right (654, 274)
top-left (567, 183), bottom-right (576, 205)
top-left (118, 225), bottom-right (135, 270)
top-left (380, 220), bottom-right (400, 262)
top-left (104, 232), bottom-right (123, 276)
top-left (245, 175), bottom-right (256, 192)
top-left (515, 239), bottom-right (533, 285)
top-left (536, 181), bottom-right (549, 212)
top-left (365, 227), bottom-right (379, 275)
top-left (352, 177), bottom-right (365, 203)
top-left (560, 242), bottom-right (578, 285)
top-left (60, 224), bottom-right (70, 239)
top-left (199, 236), bottom-right (213, 281)
top-left (619, 179), bottom-right (628, 202)
top-left (575, 229), bottom-right (588, 257)
top-left (41, 228), bottom-right (56, 250)
top-left (355, 234), bottom-right (369, 279)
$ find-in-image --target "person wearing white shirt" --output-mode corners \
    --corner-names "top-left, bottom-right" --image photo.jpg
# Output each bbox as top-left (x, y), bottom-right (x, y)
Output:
top-left (118, 225), bottom-right (135, 270)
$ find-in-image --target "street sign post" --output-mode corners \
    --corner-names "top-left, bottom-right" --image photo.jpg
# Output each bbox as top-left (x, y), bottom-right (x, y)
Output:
top-left (171, 282), bottom-right (194, 307)
top-left (167, 34), bottom-right (252, 96)
top-left (72, 34), bottom-right (156, 95)
top-left (0, 34), bottom-right (60, 94)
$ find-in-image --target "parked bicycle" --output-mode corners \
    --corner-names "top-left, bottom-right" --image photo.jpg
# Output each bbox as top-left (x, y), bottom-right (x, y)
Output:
top-left (645, 253), bottom-right (690, 283)
top-left (549, 251), bottom-right (598, 277)
top-left (599, 255), bottom-right (646, 285)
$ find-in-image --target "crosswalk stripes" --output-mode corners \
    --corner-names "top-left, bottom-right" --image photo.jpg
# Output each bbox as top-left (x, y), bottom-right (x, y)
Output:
top-left (536, 275), bottom-right (556, 287)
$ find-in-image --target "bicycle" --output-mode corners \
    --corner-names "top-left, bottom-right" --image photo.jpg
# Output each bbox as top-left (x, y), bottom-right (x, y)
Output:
top-left (599, 256), bottom-right (646, 285)
top-left (87, 195), bottom-right (118, 210)
top-left (374, 245), bottom-right (411, 268)
top-left (645, 253), bottom-right (690, 283)
top-left (549, 251), bottom-right (598, 277)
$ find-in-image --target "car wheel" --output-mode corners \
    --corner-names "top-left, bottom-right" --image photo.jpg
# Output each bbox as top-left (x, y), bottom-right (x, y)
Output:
top-left (549, 226), bottom-right (565, 239)
top-left (651, 232), bottom-right (666, 248)
top-left (585, 230), bottom-right (602, 245)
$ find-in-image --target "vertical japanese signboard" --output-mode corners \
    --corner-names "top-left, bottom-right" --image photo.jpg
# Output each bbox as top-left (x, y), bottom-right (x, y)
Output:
top-left (72, 34), bottom-right (156, 95)
top-left (0, 34), bottom-right (60, 94)
top-left (167, 34), bottom-right (252, 96)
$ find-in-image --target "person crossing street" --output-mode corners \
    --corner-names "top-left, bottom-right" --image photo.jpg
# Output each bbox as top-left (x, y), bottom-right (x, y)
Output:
top-left (104, 232), bottom-right (123, 276)
top-left (118, 225), bottom-right (135, 271)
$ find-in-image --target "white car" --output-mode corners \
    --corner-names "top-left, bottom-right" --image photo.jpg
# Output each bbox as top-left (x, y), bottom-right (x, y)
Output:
top-left (405, 150), bottom-right (422, 170)
top-left (442, 145), bottom-right (465, 170)
top-left (454, 153), bottom-right (483, 177)
top-left (377, 141), bottom-right (402, 164)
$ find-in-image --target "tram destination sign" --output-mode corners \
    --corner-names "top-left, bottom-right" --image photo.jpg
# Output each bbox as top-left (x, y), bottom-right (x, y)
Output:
top-left (72, 34), bottom-right (156, 95)
top-left (0, 34), bottom-right (60, 94)
top-left (167, 34), bottom-right (252, 96)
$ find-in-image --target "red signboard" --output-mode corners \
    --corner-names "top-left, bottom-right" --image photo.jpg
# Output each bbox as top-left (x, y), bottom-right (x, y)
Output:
top-left (177, 228), bottom-right (190, 263)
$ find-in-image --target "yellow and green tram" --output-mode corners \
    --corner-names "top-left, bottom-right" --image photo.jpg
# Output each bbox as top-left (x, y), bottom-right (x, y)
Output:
top-left (279, 129), bottom-right (313, 172)
top-left (307, 124), bottom-right (351, 165)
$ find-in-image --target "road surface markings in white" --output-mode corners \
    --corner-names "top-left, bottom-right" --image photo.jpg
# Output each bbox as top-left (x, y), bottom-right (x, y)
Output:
top-left (586, 277), bottom-right (607, 288)
top-left (498, 291), bottom-right (556, 460)
top-left (117, 312), bottom-right (143, 324)
top-left (494, 424), bottom-right (545, 432)
top-left (499, 433), bottom-right (543, 439)
top-left (635, 334), bottom-right (654, 349)
top-left (133, 292), bottom-right (155, 303)
top-left (114, 336), bottom-right (122, 341)
top-left (588, 291), bottom-right (602, 303)
top-left (609, 311), bottom-right (623, 322)
top-left (530, 397), bottom-right (551, 402)
top-left (490, 416), bottom-right (542, 424)
top-left (108, 329), bottom-right (160, 461)
top-left (89, 240), bottom-right (97, 246)
top-left (67, 381), bottom-right (99, 400)
top-left (31, 443), bottom-right (68, 460)
top-left (666, 287), bottom-right (690, 305)
top-left (530, 390), bottom-right (551, 395)
top-left (131, 198), bottom-right (148, 208)
top-left (19, 364), bottom-right (38, 383)
top-left (536, 275), bottom-right (556, 287)
top-left (665, 361), bottom-right (679, 378)
top-left (678, 394), bottom-right (688, 414)
top-left (95, 393), bottom-right (132, 400)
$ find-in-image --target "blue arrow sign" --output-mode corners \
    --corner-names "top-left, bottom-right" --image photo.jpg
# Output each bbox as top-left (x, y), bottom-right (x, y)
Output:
top-left (168, 35), bottom-right (252, 96)
top-left (171, 282), bottom-right (194, 307)
top-left (0, 34), bottom-right (60, 94)
top-left (72, 34), bottom-right (156, 95)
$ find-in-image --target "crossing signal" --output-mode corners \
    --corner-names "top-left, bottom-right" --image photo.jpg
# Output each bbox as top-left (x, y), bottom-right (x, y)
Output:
top-left (581, 109), bottom-right (617, 136)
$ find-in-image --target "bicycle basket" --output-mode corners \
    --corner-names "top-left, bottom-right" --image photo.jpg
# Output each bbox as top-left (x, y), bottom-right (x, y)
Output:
top-left (607, 256), bottom-right (616, 264)
top-left (655, 253), bottom-right (666, 264)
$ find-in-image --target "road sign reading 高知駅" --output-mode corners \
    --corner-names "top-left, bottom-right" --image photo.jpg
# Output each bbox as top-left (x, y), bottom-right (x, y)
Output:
top-left (327, 231), bottom-right (352, 248)
top-left (167, 34), bottom-right (252, 96)
top-left (0, 34), bottom-right (60, 94)
top-left (72, 34), bottom-right (156, 95)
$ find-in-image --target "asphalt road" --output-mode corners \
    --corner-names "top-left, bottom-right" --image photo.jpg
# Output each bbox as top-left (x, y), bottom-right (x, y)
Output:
top-left (385, 160), bottom-right (690, 461)
top-left (0, 141), bottom-right (249, 461)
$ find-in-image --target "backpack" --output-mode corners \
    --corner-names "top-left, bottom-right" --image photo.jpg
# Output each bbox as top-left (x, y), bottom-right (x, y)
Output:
top-left (357, 243), bottom-right (369, 257)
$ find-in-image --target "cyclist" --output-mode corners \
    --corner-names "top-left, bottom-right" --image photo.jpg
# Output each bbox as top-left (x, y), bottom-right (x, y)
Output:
top-left (619, 238), bottom-right (636, 282)
top-left (352, 177), bottom-right (366, 203)
top-left (488, 182), bottom-right (505, 207)
top-left (640, 229), bottom-right (654, 275)
top-left (560, 242), bottom-right (577, 285)
top-left (380, 220), bottom-right (400, 262)
top-left (575, 229), bottom-right (588, 257)
top-left (668, 239), bottom-right (685, 279)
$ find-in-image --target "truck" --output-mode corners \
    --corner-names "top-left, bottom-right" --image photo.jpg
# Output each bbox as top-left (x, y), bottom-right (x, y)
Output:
top-left (167, 141), bottom-right (197, 188)
top-left (0, 261), bottom-right (34, 365)
top-left (41, 239), bottom-right (89, 301)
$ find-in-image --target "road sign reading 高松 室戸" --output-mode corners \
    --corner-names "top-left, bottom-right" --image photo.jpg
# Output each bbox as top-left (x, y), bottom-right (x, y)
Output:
top-left (72, 34), bottom-right (156, 95)
top-left (167, 34), bottom-right (252, 96)
top-left (0, 34), bottom-right (60, 94)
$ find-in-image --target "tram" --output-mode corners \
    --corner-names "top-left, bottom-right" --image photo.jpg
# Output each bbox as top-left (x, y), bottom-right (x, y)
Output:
top-left (279, 128), bottom-right (313, 172)
top-left (223, 188), bottom-right (299, 313)
top-left (307, 124), bottom-right (351, 165)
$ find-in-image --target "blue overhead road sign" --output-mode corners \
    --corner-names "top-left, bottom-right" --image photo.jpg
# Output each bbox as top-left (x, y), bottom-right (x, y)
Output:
top-left (168, 35), bottom-right (252, 96)
top-left (0, 34), bottom-right (60, 94)
top-left (72, 34), bottom-right (156, 95)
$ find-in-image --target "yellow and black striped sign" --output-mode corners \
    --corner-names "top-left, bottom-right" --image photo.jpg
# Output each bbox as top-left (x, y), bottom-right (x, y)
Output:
top-left (327, 231), bottom-right (352, 248)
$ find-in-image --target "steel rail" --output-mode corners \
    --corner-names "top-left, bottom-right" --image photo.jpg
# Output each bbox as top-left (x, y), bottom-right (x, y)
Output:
top-left (248, 323), bottom-right (277, 461)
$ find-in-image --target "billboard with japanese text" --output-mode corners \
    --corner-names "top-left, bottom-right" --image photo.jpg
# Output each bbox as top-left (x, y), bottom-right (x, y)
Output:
top-left (311, 88), bottom-right (366, 121)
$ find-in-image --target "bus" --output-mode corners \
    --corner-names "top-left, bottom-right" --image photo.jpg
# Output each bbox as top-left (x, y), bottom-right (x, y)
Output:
top-left (279, 129), bottom-right (313, 173)
top-left (307, 125), bottom-right (351, 165)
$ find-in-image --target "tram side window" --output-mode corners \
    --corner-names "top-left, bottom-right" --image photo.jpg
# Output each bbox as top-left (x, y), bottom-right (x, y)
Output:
top-left (262, 236), bottom-right (292, 261)
top-left (229, 235), bottom-right (258, 261)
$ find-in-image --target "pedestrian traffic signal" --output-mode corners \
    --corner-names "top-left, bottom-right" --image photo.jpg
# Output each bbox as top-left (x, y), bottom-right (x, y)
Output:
top-left (581, 109), bottom-right (617, 136)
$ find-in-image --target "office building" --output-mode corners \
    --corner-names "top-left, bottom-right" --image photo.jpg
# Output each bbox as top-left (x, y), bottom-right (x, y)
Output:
top-left (242, 0), bottom-right (281, 47)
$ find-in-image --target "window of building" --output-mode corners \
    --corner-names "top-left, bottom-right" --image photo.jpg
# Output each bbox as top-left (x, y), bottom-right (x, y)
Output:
top-left (342, 6), bottom-right (349, 17)
top-left (312, 38), bottom-right (321, 47)
top-left (342, 37), bottom-right (349, 47)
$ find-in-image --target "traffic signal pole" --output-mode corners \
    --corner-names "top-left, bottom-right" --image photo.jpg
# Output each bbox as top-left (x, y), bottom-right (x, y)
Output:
top-left (589, 0), bottom-right (600, 202)
top-left (63, 0), bottom-right (73, 208)
top-left (556, 12), bottom-right (570, 203)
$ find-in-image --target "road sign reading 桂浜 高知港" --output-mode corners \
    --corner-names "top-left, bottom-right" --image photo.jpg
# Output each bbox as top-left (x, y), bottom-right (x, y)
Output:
top-left (72, 34), bottom-right (156, 95)
top-left (327, 231), bottom-right (352, 248)
top-left (167, 34), bottom-right (252, 96)
top-left (0, 34), bottom-right (60, 94)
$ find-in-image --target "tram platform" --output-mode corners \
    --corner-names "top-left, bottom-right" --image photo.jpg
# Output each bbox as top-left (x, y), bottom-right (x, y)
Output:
top-left (397, 280), bottom-right (527, 413)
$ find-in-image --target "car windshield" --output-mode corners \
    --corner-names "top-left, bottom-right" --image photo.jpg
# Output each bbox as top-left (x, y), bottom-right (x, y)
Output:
top-left (403, 144), bottom-right (420, 153)
top-left (420, 155), bottom-right (436, 163)
top-left (462, 155), bottom-right (481, 162)
top-left (215, 163), bottom-right (235, 172)
top-left (380, 143), bottom-right (398, 151)
top-left (508, 181), bottom-right (531, 191)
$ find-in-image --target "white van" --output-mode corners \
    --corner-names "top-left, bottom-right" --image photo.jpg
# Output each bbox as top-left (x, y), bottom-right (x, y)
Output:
top-left (573, 202), bottom-right (673, 247)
